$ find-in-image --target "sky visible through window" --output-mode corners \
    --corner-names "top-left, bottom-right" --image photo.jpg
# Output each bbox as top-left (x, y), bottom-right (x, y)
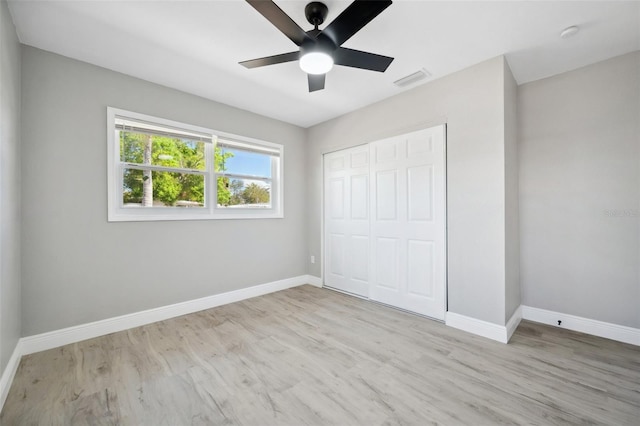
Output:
top-left (222, 148), bottom-right (271, 178)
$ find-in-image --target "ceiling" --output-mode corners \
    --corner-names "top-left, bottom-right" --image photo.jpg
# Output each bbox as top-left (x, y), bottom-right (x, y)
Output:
top-left (7, 0), bottom-right (640, 128)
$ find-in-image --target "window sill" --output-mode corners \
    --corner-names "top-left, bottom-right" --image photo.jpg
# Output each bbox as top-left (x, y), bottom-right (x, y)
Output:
top-left (107, 210), bottom-right (284, 222)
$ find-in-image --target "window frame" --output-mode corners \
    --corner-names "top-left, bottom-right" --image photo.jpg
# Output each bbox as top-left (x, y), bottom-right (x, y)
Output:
top-left (107, 107), bottom-right (284, 222)
top-left (213, 139), bottom-right (281, 216)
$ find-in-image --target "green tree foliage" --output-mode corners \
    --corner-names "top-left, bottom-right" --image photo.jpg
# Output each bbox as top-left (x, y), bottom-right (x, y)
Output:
top-left (240, 183), bottom-right (270, 204)
top-left (215, 147), bottom-right (233, 206)
top-left (120, 131), bottom-right (232, 206)
top-left (228, 179), bottom-right (245, 206)
top-left (226, 179), bottom-right (270, 206)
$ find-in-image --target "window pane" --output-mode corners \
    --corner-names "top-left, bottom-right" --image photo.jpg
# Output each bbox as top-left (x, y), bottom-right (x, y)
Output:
top-left (122, 168), bottom-right (205, 208)
top-left (216, 147), bottom-right (272, 178)
top-left (217, 177), bottom-right (271, 208)
top-left (120, 131), bottom-right (206, 171)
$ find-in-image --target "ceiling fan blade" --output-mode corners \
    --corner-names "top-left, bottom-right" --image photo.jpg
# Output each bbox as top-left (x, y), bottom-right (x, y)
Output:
top-left (246, 0), bottom-right (312, 46)
top-left (322, 0), bottom-right (392, 46)
top-left (333, 47), bottom-right (394, 72)
top-left (308, 74), bottom-right (325, 92)
top-left (240, 51), bottom-right (300, 69)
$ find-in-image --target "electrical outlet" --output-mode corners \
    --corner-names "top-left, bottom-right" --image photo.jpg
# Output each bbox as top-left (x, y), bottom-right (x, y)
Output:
top-left (310, 255), bottom-right (315, 264)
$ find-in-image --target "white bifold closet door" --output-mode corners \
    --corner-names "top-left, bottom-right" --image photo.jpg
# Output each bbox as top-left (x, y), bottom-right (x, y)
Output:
top-left (324, 145), bottom-right (371, 297)
top-left (369, 126), bottom-right (446, 319)
top-left (324, 125), bottom-right (446, 320)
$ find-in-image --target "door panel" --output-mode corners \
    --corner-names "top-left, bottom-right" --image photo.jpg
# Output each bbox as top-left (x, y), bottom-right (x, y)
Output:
top-left (407, 240), bottom-right (434, 297)
top-left (407, 165), bottom-right (433, 221)
top-left (324, 145), bottom-right (370, 297)
top-left (351, 150), bottom-right (368, 168)
top-left (329, 234), bottom-right (345, 277)
top-left (350, 174), bottom-right (368, 220)
top-left (375, 170), bottom-right (398, 220)
top-left (370, 125), bottom-right (446, 320)
top-left (375, 142), bottom-right (397, 163)
top-left (329, 178), bottom-right (345, 219)
top-left (350, 236), bottom-right (369, 282)
top-left (375, 237), bottom-right (399, 290)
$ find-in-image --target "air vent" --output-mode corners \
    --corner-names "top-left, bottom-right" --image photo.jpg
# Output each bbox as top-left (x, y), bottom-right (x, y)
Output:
top-left (393, 68), bottom-right (431, 88)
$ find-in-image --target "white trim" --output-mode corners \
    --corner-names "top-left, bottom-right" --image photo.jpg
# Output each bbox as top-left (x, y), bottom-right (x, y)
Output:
top-left (442, 124), bottom-right (449, 321)
top-left (305, 275), bottom-right (323, 287)
top-left (0, 340), bottom-right (23, 410)
top-left (20, 276), bottom-right (311, 356)
top-left (446, 312), bottom-right (509, 343)
top-left (506, 305), bottom-right (522, 342)
top-left (521, 306), bottom-right (640, 346)
top-left (319, 152), bottom-right (325, 293)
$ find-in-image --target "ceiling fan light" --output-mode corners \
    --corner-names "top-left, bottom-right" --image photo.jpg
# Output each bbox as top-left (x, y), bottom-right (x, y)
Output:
top-left (299, 52), bottom-right (334, 75)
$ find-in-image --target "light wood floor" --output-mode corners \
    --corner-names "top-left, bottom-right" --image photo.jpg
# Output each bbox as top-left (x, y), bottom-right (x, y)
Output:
top-left (2, 285), bottom-right (639, 425)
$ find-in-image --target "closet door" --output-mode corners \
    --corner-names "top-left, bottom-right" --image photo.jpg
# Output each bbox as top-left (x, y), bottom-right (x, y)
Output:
top-left (324, 145), bottom-right (370, 297)
top-left (369, 126), bottom-right (446, 320)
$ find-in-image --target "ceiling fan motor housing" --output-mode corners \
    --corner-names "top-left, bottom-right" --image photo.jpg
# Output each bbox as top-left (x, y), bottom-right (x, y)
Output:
top-left (302, 32), bottom-right (336, 57)
top-left (305, 2), bottom-right (329, 28)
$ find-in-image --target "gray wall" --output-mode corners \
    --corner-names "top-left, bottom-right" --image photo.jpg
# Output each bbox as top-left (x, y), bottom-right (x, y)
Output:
top-left (307, 56), bottom-right (513, 326)
top-left (17, 36), bottom-right (637, 344)
top-left (519, 52), bottom-right (640, 328)
top-left (0, 0), bottom-right (22, 372)
top-left (504, 58), bottom-right (520, 322)
top-left (21, 47), bottom-right (307, 336)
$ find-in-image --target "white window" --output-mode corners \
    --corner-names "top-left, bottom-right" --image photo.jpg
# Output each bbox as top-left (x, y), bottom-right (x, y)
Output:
top-left (107, 107), bottom-right (283, 221)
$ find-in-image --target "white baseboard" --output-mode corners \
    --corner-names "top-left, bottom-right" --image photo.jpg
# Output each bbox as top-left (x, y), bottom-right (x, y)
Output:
top-left (445, 308), bottom-right (522, 344)
top-left (506, 306), bottom-right (522, 342)
top-left (0, 340), bottom-right (24, 411)
top-left (521, 306), bottom-right (640, 346)
top-left (446, 312), bottom-right (510, 343)
top-left (20, 275), bottom-right (313, 356)
top-left (305, 274), bottom-right (323, 287)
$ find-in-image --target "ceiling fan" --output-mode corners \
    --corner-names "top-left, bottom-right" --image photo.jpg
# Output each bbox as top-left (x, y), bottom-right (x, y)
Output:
top-left (240, 0), bottom-right (394, 92)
